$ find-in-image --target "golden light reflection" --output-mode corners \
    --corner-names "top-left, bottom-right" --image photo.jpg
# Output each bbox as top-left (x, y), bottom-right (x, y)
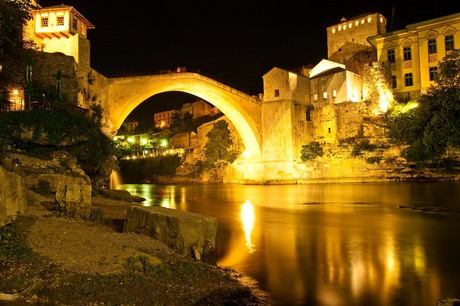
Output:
top-left (240, 200), bottom-right (255, 253)
top-left (376, 82), bottom-right (393, 114)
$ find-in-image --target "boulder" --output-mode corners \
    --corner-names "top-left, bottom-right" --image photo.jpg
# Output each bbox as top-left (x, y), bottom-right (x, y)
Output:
top-left (0, 166), bottom-right (27, 225)
top-left (124, 206), bottom-right (217, 262)
top-left (55, 184), bottom-right (92, 218)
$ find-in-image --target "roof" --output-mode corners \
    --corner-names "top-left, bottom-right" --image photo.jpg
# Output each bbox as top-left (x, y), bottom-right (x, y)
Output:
top-left (31, 4), bottom-right (95, 29)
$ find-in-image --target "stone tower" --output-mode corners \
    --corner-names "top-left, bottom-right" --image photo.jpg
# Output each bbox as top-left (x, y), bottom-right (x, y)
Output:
top-left (327, 13), bottom-right (387, 60)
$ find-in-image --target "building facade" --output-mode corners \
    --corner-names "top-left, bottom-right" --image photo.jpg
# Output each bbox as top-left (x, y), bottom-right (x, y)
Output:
top-left (154, 110), bottom-right (180, 129)
top-left (368, 13), bottom-right (460, 99)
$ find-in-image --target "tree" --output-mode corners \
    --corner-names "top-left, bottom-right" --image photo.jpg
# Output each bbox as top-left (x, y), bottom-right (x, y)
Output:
top-left (0, 0), bottom-right (36, 108)
top-left (386, 50), bottom-right (460, 161)
top-left (203, 120), bottom-right (238, 168)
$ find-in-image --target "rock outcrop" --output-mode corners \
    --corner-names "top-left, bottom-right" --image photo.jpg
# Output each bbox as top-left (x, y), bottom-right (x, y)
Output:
top-left (55, 184), bottom-right (92, 218)
top-left (124, 206), bottom-right (217, 262)
top-left (0, 166), bottom-right (27, 225)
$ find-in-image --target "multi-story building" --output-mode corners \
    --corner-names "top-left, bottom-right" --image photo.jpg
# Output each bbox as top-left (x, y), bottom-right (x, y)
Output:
top-left (154, 110), bottom-right (180, 128)
top-left (25, 4), bottom-right (95, 68)
top-left (180, 100), bottom-right (213, 119)
top-left (368, 13), bottom-right (460, 99)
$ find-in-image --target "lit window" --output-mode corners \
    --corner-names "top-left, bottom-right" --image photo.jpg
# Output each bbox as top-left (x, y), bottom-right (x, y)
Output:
top-left (403, 47), bottom-right (412, 61)
top-left (367, 17), bottom-right (372, 23)
top-left (274, 89), bottom-right (280, 97)
top-left (338, 26), bottom-right (342, 31)
top-left (323, 92), bottom-right (328, 100)
top-left (41, 16), bottom-right (49, 27)
top-left (404, 73), bottom-right (413, 87)
top-left (361, 19), bottom-right (365, 24)
top-left (391, 75), bottom-right (397, 89)
top-left (332, 28), bottom-right (336, 34)
top-left (445, 35), bottom-right (454, 51)
top-left (428, 39), bottom-right (437, 54)
top-left (387, 49), bottom-right (395, 63)
top-left (332, 90), bottom-right (337, 97)
top-left (344, 25), bottom-right (347, 30)
top-left (429, 67), bottom-right (437, 81)
top-left (313, 94), bottom-right (318, 101)
top-left (355, 21), bottom-right (359, 26)
top-left (349, 23), bottom-right (352, 28)
top-left (57, 16), bottom-right (64, 26)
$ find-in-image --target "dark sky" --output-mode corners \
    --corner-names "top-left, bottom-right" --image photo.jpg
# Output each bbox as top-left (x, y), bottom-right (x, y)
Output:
top-left (38, 0), bottom-right (460, 122)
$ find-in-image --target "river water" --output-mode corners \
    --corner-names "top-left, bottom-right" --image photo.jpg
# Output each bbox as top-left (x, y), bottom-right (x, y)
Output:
top-left (116, 182), bottom-right (460, 306)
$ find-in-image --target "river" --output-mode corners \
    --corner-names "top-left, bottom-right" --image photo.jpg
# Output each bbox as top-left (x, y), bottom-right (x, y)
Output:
top-left (115, 182), bottom-right (460, 306)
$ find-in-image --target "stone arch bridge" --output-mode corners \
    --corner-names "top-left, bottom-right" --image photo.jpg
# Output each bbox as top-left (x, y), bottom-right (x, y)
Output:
top-left (102, 72), bottom-right (262, 158)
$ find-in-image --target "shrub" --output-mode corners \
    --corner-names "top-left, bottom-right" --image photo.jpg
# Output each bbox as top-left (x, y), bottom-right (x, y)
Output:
top-left (300, 142), bottom-right (323, 161)
top-left (351, 141), bottom-right (377, 157)
top-left (0, 215), bottom-right (31, 261)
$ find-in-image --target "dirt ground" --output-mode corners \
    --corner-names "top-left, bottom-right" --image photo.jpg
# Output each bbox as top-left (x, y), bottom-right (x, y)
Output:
top-left (0, 192), bottom-right (270, 305)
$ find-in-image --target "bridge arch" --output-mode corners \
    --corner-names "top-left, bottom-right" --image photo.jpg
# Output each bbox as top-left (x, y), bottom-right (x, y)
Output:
top-left (104, 72), bottom-right (262, 158)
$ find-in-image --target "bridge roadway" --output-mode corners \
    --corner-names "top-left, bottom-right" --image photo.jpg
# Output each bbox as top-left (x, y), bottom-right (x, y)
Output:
top-left (103, 72), bottom-right (263, 158)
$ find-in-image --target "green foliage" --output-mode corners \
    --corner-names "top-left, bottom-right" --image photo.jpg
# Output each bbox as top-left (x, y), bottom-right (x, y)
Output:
top-left (351, 140), bottom-right (377, 157)
top-left (300, 142), bottom-right (323, 161)
top-left (119, 155), bottom-right (182, 182)
top-left (0, 107), bottom-right (116, 184)
top-left (203, 120), bottom-right (238, 168)
top-left (0, 0), bottom-right (35, 55)
top-left (33, 180), bottom-right (52, 196)
top-left (386, 50), bottom-right (460, 162)
top-left (0, 215), bottom-right (31, 261)
top-left (366, 156), bottom-right (382, 164)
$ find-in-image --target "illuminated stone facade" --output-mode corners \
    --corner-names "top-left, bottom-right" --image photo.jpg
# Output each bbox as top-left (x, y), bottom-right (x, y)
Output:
top-left (327, 13), bottom-right (387, 59)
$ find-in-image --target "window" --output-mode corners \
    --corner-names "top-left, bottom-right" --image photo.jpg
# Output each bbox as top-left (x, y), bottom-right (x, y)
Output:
top-left (274, 89), bottom-right (280, 97)
top-left (387, 49), bottom-right (395, 63)
top-left (313, 94), bottom-right (318, 101)
top-left (445, 35), bottom-right (454, 51)
top-left (306, 106), bottom-right (311, 121)
top-left (41, 17), bottom-right (49, 27)
top-left (391, 75), bottom-right (397, 89)
top-left (323, 92), bottom-right (328, 100)
top-left (57, 16), bottom-right (64, 26)
top-left (429, 67), bottom-right (438, 81)
top-left (428, 39), bottom-right (437, 54)
top-left (72, 18), bottom-right (77, 30)
top-left (404, 73), bottom-right (413, 87)
top-left (403, 47), bottom-right (411, 61)
top-left (332, 90), bottom-right (337, 98)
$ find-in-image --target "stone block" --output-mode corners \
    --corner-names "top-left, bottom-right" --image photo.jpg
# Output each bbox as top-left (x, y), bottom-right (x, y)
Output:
top-left (124, 206), bottom-right (217, 262)
top-left (0, 166), bottom-right (27, 225)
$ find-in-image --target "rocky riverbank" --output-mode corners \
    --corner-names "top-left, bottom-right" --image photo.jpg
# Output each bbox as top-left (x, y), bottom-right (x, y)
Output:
top-left (0, 190), bottom-right (270, 305)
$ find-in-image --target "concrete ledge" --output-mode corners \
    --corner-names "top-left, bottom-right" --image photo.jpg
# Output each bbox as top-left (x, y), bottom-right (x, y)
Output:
top-left (123, 206), bottom-right (217, 262)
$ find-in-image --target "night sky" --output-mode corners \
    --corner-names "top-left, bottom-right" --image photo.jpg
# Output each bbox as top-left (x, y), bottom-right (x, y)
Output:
top-left (38, 0), bottom-right (460, 122)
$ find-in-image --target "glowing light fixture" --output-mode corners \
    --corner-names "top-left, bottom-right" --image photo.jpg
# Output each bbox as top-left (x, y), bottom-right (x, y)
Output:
top-left (127, 137), bottom-right (134, 143)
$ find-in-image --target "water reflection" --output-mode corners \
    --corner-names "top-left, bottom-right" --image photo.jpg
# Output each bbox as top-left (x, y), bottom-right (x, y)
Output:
top-left (119, 182), bottom-right (460, 306)
top-left (241, 200), bottom-right (255, 253)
